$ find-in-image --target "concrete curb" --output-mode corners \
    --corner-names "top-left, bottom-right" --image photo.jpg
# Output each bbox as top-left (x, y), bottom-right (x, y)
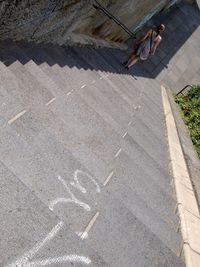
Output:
top-left (161, 85), bottom-right (200, 267)
top-left (167, 89), bottom-right (200, 208)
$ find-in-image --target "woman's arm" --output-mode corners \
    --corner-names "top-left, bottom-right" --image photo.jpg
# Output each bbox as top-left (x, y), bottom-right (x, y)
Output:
top-left (150, 37), bottom-right (161, 55)
top-left (137, 29), bottom-right (152, 44)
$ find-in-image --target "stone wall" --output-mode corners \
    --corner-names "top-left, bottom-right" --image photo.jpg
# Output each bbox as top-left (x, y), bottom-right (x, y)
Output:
top-left (0, 0), bottom-right (178, 47)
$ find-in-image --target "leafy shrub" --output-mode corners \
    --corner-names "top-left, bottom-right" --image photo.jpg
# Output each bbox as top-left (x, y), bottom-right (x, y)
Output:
top-left (175, 85), bottom-right (200, 158)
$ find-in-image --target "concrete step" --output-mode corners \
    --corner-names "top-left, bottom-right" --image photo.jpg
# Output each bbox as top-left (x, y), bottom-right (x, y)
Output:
top-left (0, 45), bottom-right (54, 113)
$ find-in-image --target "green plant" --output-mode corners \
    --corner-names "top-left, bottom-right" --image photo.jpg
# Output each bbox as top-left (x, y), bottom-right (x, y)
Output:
top-left (175, 85), bottom-right (200, 158)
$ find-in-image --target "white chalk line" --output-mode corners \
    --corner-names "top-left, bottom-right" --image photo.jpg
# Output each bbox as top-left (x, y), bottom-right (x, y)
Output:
top-left (81, 84), bottom-right (86, 89)
top-left (81, 211), bottom-right (100, 240)
top-left (114, 148), bottom-right (122, 158)
top-left (49, 197), bottom-right (90, 211)
top-left (6, 221), bottom-right (64, 267)
top-left (8, 110), bottom-right (27, 125)
top-left (49, 175), bottom-right (91, 211)
top-left (103, 171), bottom-right (114, 186)
top-left (67, 91), bottom-right (72, 96)
top-left (45, 97), bottom-right (56, 106)
top-left (76, 231), bottom-right (89, 240)
top-left (122, 132), bottom-right (128, 138)
top-left (70, 170), bottom-right (101, 194)
top-left (24, 255), bottom-right (91, 266)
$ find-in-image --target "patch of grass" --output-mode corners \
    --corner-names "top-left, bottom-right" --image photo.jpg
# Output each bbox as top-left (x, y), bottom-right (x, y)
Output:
top-left (175, 85), bottom-right (200, 158)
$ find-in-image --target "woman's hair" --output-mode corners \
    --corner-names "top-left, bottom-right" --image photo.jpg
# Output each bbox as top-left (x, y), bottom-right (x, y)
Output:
top-left (157, 24), bottom-right (165, 34)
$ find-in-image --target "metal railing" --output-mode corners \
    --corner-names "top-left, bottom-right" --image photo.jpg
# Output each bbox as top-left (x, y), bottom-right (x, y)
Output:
top-left (176, 85), bottom-right (193, 96)
top-left (93, 0), bottom-right (136, 39)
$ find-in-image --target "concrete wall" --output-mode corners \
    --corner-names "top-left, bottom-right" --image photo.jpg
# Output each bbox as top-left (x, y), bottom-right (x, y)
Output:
top-left (0, 1), bottom-right (91, 42)
top-left (0, 0), bottom-right (177, 47)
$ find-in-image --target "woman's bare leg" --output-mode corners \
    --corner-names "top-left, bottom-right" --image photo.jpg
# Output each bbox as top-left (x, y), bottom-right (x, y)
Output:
top-left (127, 54), bottom-right (139, 68)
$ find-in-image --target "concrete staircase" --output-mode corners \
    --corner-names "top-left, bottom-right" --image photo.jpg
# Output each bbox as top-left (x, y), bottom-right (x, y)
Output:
top-left (1, 1), bottom-right (199, 266)
top-left (0, 39), bottom-right (184, 267)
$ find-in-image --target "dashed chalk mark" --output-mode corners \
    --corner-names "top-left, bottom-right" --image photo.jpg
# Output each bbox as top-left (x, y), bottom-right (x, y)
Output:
top-left (114, 148), bottom-right (122, 158)
top-left (81, 211), bottom-right (100, 240)
top-left (81, 84), bottom-right (86, 89)
top-left (8, 110), bottom-right (27, 125)
top-left (122, 132), bottom-right (128, 138)
top-left (76, 231), bottom-right (88, 240)
top-left (67, 91), bottom-right (72, 96)
top-left (45, 97), bottom-right (56, 106)
top-left (103, 171), bottom-right (114, 186)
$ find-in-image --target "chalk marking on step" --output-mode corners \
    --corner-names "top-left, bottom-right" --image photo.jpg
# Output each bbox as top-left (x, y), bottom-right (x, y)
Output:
top-left (49, 175), bottom-right (91, 212)
top-left (81, 84), bottom-right (86, 89)
top-left (23, 255), bottom-right (91, 266)
top-left (76, 231), bottom-right (88, 239)
top-left (8, 110), bottom-right (27, 125)
top-left (114, 148), bottom-right (122, 158)
top-left (103, 171), bottom-right (114, 186)
top-left (45, 97), bottom-right (56, 106)
top-left (122, 132), bottom-right (128, 138)
top-left (67, 91), bottom-right (72, 96)
top-left (81, 211), bottom-right (100, 240)
top-left (6, 221), bottom-right (64, 267)
top-left (128, 121), bottom-right (132, 126)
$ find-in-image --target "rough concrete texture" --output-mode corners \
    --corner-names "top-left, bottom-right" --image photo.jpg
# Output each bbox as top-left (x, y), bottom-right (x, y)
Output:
top-left (0, 0), bottom-right (178, 47)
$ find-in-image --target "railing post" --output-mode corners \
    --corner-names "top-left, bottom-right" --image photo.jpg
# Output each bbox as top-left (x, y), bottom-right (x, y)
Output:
top-left (176, 85), bottom-right (193, 96)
